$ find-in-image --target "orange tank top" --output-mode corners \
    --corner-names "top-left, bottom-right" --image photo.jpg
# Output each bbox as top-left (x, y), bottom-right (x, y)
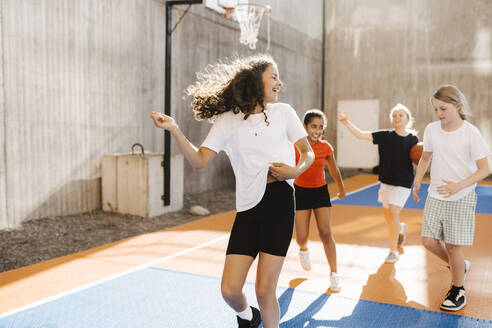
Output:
top-left (294, 140), bottom-right (334, 188)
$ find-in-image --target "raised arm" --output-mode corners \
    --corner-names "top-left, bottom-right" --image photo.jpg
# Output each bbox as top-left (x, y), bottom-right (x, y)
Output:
top-left (151, 112), bottom-right (216, 169)
top-left (338, 108), bottom-right (373, 141)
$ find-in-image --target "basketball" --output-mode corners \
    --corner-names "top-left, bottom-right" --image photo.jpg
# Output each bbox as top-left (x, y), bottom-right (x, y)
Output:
top-left (410, 142), bottom-right (424, 164)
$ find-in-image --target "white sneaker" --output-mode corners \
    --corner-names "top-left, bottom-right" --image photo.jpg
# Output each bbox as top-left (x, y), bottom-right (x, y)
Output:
top-left (299, 249), bottom-right (311, 271)
top-left (397, 222), bottom-right (407, 246)
top-left (330, 272), bottom-right (341, 292)
top-left (385, 250), bottom-right (400, 263)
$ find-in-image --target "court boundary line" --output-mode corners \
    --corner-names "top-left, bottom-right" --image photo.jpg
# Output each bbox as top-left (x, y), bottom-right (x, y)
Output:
top-left (330, 181), bottom-right (379, 201)
top-left (0, 234), bottom-right (229, 318)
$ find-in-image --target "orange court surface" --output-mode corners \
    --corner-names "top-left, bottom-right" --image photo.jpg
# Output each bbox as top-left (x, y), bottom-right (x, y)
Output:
top-left (1, 174), bottom-right (492, 323)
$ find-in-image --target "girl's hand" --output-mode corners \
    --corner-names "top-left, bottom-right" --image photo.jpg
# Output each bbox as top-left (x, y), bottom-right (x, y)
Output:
top-left (337, 108), bottom-right (348, 123)
top-left (437, 180), bottom-right (462, 197)
top-left (151, 112), bottom-right (178, 130)
top-left (412, 181), bottom-right (421, 202)
top-left (269, 162), bottom-right (297, 181)
top-left (337, 189), bottom-right (346, 199)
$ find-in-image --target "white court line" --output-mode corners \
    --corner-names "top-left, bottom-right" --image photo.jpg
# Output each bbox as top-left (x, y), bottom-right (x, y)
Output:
top-left (1, 181), bottom-right (382, 319)
top-left (0, 233), bottom-right (229, 318)
top-left (330, 181), bottom-right (379, 202)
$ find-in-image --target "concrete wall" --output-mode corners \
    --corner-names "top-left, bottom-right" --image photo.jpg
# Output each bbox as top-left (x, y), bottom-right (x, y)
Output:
top-left (0, 0), bottom-right (167, 228)
top-left (0, 0), bottom-right (323, 228)
top-left (3, 0), bottom-right (489, 229)
top-left (323, 0), bottom-right (492, 167)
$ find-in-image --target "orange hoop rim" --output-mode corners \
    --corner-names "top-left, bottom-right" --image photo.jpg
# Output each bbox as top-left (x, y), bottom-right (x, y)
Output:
top-left (234, 2), bottom-right (272, 13)
top-left (224, 7), bottom-right (234, 19)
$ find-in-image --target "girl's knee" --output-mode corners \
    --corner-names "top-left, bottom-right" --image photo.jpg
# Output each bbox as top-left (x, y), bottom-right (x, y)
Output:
top-left (445, 243), bottom-right (460, 253)
top-left (221, 282), bottom-right (242, 302)
top-left (255, 285), bottom-right (276, 304)
top-left (389, 207), bottom-right (401, 217)
top-left (296, 235), bottom-right (309, 246)
top-left (318, 230), bottom-right (334, 244)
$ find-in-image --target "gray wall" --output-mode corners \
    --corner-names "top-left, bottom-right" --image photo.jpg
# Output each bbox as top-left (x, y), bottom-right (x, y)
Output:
top-left (0, 0), bottom-right (323, 228)
top-left (323, 0), bottom-right (492, 165)
top-left (0, 0), bottom-right (167, 228)
top-left (2, 0), bottom-right (490, 229)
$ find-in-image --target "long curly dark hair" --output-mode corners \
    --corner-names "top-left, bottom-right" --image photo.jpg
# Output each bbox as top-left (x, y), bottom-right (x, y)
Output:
top-left (185, 54), bottom-right (276, 123)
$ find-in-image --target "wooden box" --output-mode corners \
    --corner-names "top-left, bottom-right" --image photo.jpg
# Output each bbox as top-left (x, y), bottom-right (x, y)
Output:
top-left (101, 152), bottom-right (183, 217)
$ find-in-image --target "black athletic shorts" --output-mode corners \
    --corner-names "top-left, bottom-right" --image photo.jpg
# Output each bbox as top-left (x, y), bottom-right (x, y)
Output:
top-left (226, 181), bottom-right (295, 258)
top-left (294, 184), bottom-right (332, 210)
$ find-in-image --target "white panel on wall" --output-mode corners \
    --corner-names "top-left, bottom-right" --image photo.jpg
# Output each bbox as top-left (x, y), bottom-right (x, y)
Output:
top-left (337, 99), bottom-right (379, 169)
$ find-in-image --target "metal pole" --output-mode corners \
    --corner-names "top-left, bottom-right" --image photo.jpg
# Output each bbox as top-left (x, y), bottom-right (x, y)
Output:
top-left (162, 0), bottom-right (202, 206)
top-left (321, 0), bottom-right (326, 112)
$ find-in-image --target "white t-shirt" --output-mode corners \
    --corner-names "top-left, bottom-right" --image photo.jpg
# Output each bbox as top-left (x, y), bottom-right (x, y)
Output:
top-left (201, 102), bottom-right (307, 212)
top-left (423, 120), bottom-right (491, 201)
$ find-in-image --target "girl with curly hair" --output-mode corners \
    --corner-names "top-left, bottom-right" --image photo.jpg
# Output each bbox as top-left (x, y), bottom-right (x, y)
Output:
top-left (151, 54), bottom-right (314, 328)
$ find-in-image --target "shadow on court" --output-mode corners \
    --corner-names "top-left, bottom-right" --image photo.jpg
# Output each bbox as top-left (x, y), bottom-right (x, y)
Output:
top-left (274, 265), bottom-right (474, 328)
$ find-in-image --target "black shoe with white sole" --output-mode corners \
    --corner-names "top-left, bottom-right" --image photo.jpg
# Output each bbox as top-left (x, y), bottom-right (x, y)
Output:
top-left (440, 286), bottom-right (466, 312)
top-left (237, 306), bottom-right (261, 328)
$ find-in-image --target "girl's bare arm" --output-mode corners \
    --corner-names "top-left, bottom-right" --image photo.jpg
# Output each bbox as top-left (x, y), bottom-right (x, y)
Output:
top-left (437, 157), bottom-right (490, 197)
top-left (151, 112), bottom-right (217, 169)
top-left (412, 151), bottom-right (432, 202)
top-left (338, 108), bottom-right (373, 141)
top-left (326, 154), bottom-right (346, 199)
top-left (269, 137), bottom-right (314, 181)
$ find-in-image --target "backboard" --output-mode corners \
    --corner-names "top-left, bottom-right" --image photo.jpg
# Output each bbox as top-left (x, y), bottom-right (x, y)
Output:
top-left (204, 0), bottom-right (243, 17)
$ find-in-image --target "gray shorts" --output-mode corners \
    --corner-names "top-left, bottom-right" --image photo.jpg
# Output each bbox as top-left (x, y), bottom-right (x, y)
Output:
top-left (421, 191), bottom-right (477, 245)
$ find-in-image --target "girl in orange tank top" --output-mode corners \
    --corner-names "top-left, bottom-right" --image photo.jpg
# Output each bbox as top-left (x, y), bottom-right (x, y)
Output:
top-left (294, 109), bottom-right (346, 291)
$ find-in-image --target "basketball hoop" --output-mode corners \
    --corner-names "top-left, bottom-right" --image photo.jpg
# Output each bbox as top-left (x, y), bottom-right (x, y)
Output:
top-left (224, 7), bottom-right (234, 20)
top-left (233, 3), bottom-right (271, 50)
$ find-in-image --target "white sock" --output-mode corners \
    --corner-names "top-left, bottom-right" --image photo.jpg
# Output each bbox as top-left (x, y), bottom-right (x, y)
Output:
top-left (237, 306), bottom-right (253, 321)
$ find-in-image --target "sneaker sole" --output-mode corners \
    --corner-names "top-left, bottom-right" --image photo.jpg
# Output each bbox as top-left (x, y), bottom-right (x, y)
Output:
top-left (440, 300), bottom-right (466, 312)
top-left (301, 265), bottom-right (311, 271)
top-left (384, 255), bottom-right (399, 263)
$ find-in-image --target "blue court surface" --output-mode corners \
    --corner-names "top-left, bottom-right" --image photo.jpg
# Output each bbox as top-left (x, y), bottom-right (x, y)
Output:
top-left (333, 183), bottom-right (492, 214)
top-left (1, 268), bottom-right (491, 328)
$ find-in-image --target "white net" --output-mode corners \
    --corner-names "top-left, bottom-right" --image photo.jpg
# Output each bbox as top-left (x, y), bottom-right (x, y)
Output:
top-left (233, 3), bottom-right (271, 50)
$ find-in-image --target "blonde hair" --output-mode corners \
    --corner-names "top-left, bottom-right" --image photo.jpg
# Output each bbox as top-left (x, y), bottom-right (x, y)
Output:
top-left (432, 84), bottom-right (471, 120)
top-left (389, 103), bottom-right (415, 132)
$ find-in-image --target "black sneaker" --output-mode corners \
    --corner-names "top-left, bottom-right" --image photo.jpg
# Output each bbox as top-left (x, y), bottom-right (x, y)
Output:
top-left (237, 306), bottom-right (261, 328)
top-left (440, 286), bottom-right (466, 311)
